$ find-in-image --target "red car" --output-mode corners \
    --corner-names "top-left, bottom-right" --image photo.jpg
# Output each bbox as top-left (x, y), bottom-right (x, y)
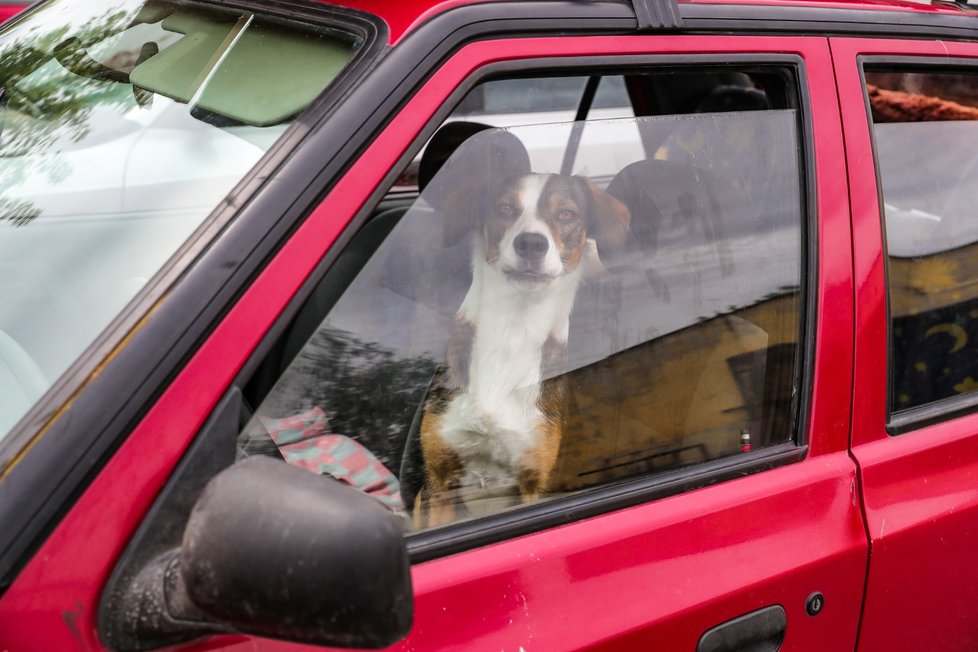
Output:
top-left (1, 0), bottom-right (978, 649)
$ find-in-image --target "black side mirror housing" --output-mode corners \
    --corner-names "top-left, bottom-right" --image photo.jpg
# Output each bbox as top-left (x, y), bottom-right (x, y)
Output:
top-left (180, 456), bottom-right (412, 646)
top-left (104, 456), bottom-right (412, 650)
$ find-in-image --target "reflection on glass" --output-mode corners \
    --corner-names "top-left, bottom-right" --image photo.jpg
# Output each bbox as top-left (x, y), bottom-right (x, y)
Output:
top-left (247, 108), bottom-right (804, 530)
top-left (867, 71), bottom-right (978, 412)
top-left (0, 0), bottom-right (359, 440)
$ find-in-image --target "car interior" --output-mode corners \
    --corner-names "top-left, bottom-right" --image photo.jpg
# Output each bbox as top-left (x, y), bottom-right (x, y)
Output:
top-left (238, 65), bottom-right (806, 526)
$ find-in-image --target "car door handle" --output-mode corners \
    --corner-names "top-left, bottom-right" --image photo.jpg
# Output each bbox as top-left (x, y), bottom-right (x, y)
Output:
top-left (697, 605), bottom-right (787, 652)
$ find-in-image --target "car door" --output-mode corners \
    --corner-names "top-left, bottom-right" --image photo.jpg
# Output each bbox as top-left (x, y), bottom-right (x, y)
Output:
top-left (0, 20), bottom-right (864, 652)
top-left (833, 36), bottom-right (978, 651)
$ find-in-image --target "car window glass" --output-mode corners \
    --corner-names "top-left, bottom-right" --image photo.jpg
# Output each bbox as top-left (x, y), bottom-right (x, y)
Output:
top-left (0, 0), bottom-right (361, 441)
top-left (865, 69), bottom-right (978, 414)
top-left (395, 76), bottom-right (635, 190)
top-left (453, 75), bottom-right (633, 116)
top-left (241, 69), bottom-right (806, 531)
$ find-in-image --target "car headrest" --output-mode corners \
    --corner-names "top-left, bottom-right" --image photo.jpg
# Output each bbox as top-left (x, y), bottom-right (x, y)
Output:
top-left (418, 122), bottom-right (492, 191)
top-left (695, 85), bottom-right (770, 113)
top-left (417, 122), bottom-right (530, 210)
top-left (606, 158), bottom-right (731, 257)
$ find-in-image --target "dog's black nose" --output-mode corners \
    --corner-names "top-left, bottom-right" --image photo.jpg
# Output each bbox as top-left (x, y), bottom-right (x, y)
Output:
top-left (513, 232), bottom-right (548, 260)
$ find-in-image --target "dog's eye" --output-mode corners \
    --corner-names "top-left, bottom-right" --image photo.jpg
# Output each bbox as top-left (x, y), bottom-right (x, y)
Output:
top-left (557, 209), bottom-right (578, 223)
top-left (497, 203), bottom-right (515, 217)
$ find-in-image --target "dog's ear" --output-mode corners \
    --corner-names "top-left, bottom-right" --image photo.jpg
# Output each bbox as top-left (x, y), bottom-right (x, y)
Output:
top-left (441, 182), bottom-right (486, 247)
top-left (579, 178), bottom-right (634, 271)
top-left (424, 128), bottom-right (531, 247)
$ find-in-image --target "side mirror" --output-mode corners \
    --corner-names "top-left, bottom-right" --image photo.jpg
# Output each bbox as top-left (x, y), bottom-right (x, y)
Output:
top-left (104, 456), bottom-right (412, 650)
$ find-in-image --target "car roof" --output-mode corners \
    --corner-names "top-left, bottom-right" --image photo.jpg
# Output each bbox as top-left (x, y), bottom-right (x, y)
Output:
top-left (323, 0), bottom-right (968, 44)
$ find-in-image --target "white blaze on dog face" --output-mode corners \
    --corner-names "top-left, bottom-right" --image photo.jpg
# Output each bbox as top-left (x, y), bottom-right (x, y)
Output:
top-left (484, 174), bottom-right (591, 290)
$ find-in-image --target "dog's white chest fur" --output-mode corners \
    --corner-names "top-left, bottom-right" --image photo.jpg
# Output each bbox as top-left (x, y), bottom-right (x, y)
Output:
top-left (439, 239), bottom-right (580, 490)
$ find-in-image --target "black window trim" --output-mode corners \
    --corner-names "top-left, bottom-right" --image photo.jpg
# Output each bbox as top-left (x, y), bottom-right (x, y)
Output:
top-left (857, 54), bottom-right (978, 435)
top-left (231, 52), bottom-right (819, 562)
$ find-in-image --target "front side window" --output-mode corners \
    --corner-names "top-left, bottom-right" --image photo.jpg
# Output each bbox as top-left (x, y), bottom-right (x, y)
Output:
top-left (242, 66), bottom-right (807, 532)
top-left (0, 0), bottom-right (361, 441)
top-left (865, 68), bottom-right (978, 415)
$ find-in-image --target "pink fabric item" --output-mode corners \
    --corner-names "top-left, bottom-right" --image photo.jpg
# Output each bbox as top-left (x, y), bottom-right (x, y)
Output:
top-left (259, 407), bottom-right (402, 511)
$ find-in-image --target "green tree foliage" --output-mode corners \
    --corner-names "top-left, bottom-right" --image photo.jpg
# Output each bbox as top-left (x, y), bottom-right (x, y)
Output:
top-left (0, 5), bottom-right (142, 225)
top-left (262, 326), bottom-right (438, 471)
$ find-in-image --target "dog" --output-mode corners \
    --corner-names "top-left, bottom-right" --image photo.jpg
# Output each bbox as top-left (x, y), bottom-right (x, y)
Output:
top-left (415, 171), bottom-right (632, 527)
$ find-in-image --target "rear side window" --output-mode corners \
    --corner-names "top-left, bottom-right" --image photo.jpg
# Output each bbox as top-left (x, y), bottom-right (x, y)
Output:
top-left (241, 66), bottom-right (808, 533)
top-left (865, 68), bottom-right (978, 415)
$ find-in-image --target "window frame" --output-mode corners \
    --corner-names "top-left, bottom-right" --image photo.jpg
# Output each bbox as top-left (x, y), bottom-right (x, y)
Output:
top-left (858, 55), bottom-right (978, 434)
top-left (234, 52), bottom-right (820, 562)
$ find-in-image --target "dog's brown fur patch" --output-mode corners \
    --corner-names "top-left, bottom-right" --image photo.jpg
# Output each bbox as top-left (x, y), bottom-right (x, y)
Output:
top-left (417, 410), bottom-right (465, 527)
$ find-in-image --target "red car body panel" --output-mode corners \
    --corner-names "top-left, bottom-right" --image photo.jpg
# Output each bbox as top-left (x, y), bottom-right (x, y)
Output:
top-left (833, 36), bottom-right (978, 652)
top-left (0, 32), bottom-right (868, 651)
top-left (0, 4), bottom-right (25, 22)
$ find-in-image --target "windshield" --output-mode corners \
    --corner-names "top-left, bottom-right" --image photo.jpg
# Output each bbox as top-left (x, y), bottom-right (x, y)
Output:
top-left (0, 0), bottom-right (360, 441)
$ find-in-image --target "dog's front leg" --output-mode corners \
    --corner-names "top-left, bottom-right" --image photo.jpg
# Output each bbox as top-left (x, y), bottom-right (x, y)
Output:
top-left (414, 482), bottom-right (461, 529)
top-left (424, 481), bottom-right (462, 527)
top-left (417, 424), bottom-right (465, 528)
top-left (517, 418), bottom-right (561, 502)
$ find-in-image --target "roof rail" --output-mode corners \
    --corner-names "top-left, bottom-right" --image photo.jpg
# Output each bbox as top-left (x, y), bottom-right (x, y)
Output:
top-left (928, 0), bottom-right (978, 12)
top-left (630, 0), bottom-right (683, 30)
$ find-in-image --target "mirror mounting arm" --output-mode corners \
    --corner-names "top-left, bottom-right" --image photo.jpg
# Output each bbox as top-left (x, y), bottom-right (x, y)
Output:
top-left (109, 549), bottom-right (222, 651)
